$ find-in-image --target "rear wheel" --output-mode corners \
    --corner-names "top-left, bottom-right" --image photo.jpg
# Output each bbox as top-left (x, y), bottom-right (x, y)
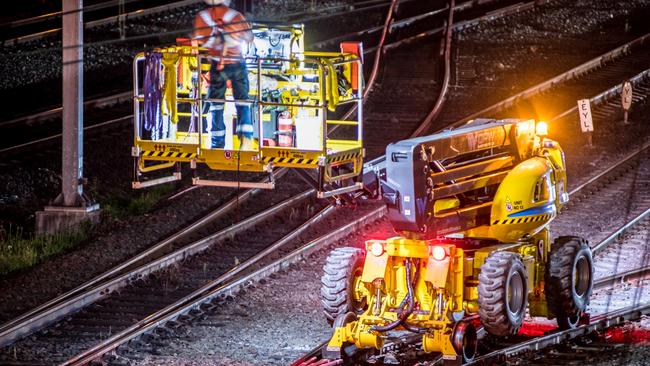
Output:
top-left (321, 247), bottom-right (368, 324)
top-left (545, 236), bottom-right (594, 329)
top-left (478, 251), bottom-right (528, 336)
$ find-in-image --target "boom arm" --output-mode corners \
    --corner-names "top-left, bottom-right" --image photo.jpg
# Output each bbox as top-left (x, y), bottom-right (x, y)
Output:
top-left (362, 119), bottom-right (539, 239)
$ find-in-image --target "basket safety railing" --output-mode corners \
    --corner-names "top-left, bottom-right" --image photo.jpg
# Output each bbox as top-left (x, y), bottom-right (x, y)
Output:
top-left (132, 46), bottom-right (363, 190)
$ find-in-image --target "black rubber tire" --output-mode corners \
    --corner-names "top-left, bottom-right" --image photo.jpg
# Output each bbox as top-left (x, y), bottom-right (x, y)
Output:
top-left (545, 236), bottom-right (594, 329)
top-left (321, 247), bottom-right (368, 325)
top-left (478, 251), bottom-right (528, 336)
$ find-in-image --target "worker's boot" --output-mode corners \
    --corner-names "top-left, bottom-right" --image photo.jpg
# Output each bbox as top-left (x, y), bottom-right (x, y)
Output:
top-left (211, 136), bottom-right (225, 149)
top-left (240, 136), bottom-right (254, 150)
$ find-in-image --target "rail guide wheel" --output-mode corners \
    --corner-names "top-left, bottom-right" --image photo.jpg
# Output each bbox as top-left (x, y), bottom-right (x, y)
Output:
top-left (478, 251), bottom-right (528, 336)
top-left (545, 236), bottom-right (594, 329)
top-left (451, 321), bottom-right (478, 364)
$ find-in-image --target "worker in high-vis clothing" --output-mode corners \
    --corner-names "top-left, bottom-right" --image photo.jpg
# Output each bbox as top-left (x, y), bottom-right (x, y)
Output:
top-left (194, 0), bottom-right (254, 150)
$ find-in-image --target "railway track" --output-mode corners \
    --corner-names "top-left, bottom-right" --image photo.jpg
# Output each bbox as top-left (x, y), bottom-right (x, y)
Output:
top-left (2, 0), bottom-right (390, 47)
top-left (1, 1), bottom-right (649, 365)
top-left (0, 0), bottom-right (455, 362)
top-left (112, 4), bottom-right (645, 362)
top-left (0, 183), bottom-right (350, 363)
top-left (0, 0), bottom-right (425, 362)
top-left (58, 23), bottom-right (650, 366)
top-left (1, 0), bottom-right (188, 47)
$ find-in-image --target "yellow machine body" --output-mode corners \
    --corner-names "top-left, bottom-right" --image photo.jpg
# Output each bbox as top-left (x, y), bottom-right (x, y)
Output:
top-left (326, 120), bottom-right (571, 362)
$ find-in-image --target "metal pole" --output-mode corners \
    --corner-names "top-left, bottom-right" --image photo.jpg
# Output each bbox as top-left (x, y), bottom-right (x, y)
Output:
top-left (58, 0), bottom-right (85, 207)
top-left (119, 0), bottom-right (126, 40)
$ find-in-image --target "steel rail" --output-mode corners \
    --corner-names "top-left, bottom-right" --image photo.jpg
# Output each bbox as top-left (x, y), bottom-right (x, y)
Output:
top-left (0, 171), bottom-right (288, 338)
top-left (550, 68), bottom-right (650, 124)
top-left (594, 265), bottom-right (650, 292)
top-left (451, 30), bottom-right (650, 129)
top-left (0, 187), bottom-right (312, 348)
top-left (2, 0), bottom-right (151, 29)
top-left (452, 0), bottom-right (552, 32)
top-left (0, 91), bottom-right (131, 128)
top-left (465, 302), bottom-right (650, 365)
top-left (592, 207), bottom-right (650, 255)
top-left (568, 140), bottom-right (650, 197)
top-left (313, 0), bottom-right (516, 49)
top-left (312, 4), bottom-right (449, 50)
top-left (61, 205), bottom-right (386, 365)
top-left (1, 0), bottom-right (413, 48)
top-left (0, 115), bottom-right (131, 155)
top-left (2, 0), bottom-right (199, 47)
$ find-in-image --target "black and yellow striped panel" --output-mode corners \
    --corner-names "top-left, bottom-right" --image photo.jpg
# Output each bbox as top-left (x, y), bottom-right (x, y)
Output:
top-left (491, 214), bottom-right (553, 225)
top-left (326, 151), bottom-right (361, 164)
top-left (143, 151), bottom-right (197, 159)
top-left (261, 156), bottom-right (319, 165)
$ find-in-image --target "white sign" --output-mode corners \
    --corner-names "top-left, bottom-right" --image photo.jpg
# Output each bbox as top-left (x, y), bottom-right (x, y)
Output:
top-left (577, 99), bottom-right (593, 132)
top-left (621, 81), bottom-right (633, 111)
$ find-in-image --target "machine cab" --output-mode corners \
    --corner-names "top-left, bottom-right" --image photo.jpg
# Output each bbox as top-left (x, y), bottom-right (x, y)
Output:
top-left (132, 23), bottom-right (365, 198)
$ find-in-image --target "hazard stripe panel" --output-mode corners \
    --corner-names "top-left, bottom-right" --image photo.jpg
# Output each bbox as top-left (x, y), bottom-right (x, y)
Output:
top-left (260, 157), bottom-right (319, 165)
top-left (326, 151), bottom-right (361, 164)
top-left (143, 151), bottom-right (197, 158)
top-left (492, 214), bottom-right (554, 225)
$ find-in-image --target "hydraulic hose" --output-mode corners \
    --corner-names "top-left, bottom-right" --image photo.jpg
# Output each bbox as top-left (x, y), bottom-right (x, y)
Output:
top-left (363, 0), bottom-right (399, 100)
top-left (370, 258), bottom-right (415, 332)
top-left (402, 321), bottom-right (428, 334)
top-left (340, 0), bottom-right (399, 121)
top-left (409, 0), bottom-right (455, 138)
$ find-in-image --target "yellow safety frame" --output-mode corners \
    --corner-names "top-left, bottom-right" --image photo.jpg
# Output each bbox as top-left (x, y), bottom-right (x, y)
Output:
top-left (132, 24), bottom-right (364, 194)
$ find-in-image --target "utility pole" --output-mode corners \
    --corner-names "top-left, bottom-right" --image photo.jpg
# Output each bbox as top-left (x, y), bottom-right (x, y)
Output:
top-left (36, 0), bottom-right (100, 234)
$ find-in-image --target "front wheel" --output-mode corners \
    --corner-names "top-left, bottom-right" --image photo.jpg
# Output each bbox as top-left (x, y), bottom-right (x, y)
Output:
top-left (545, 236), bottom-right (594, 329)
top-left (320, 247), bottom-right (368, 325)
top-left (478, 251), bottom-right (528, 336)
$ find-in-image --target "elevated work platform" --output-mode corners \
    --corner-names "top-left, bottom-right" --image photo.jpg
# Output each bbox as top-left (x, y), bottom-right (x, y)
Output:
top-left (131, 23), bottom-right (365, 197)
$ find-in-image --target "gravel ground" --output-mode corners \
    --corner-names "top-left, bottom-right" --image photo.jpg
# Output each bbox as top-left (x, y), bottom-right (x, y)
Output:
top-left (0, 172), bottom-right (311, 323)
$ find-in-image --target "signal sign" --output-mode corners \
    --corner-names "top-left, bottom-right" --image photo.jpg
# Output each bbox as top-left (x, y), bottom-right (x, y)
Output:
top-left (577, 99), bottom-right (593, 132)
top-left (621, 81), bottom-right (633, 111)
